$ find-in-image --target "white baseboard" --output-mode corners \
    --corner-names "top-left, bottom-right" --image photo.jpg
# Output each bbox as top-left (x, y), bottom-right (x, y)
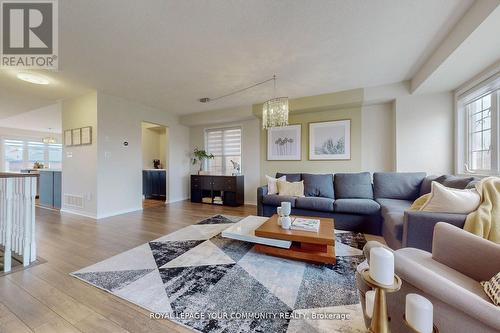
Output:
top-left (168, 197), bottom-right (190, 203)
top-left (61, 207), bottom-right (143, 220)
top-left (60, 208), bottom-right (98, 219)
top-left (96, 207), bottom-right (143, 219)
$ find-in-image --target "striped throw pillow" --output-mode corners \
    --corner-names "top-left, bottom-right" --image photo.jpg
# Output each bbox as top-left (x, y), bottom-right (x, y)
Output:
top-left (481, 272), bottom-right (500, 306)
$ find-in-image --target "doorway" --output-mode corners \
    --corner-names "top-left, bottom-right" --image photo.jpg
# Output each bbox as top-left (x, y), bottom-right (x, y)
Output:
top-left (141, 121), bottom-right (169, 208)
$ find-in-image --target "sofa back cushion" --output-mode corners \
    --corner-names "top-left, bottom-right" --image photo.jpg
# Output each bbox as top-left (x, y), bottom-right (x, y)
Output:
top-left (334, 172), bottom-right (373, 199)
top-left (374, 172), bottom-right (426, 200)
top-left (276, 172), bottom-right (301, 182)
top-left (442, 175), bottom-right (476, 189)
top-left (420, 175), bottom-right (478, 196)
top-left (302, 173), bottom-right (334, 198)
top-left (419, 175), bottom-right (447, 196)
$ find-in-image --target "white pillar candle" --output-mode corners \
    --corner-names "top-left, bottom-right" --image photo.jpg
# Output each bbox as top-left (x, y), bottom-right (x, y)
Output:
top-left (406, 294), bottom-right (433, 333)
top-left (365, 290), bottom-right (375, 318)
top-left (369, 247), bottom-right (394, 286)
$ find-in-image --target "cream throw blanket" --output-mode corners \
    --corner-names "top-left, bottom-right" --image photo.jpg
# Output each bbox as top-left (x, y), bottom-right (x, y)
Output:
top-left (464, 177), bottom-right (500, 244)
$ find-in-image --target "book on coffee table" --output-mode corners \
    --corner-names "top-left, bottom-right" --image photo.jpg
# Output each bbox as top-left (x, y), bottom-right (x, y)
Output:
top-left (291, 217), bottom-right (320, 232)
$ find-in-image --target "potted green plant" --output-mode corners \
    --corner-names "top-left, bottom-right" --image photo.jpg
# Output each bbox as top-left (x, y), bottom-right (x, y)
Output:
top-left (192, 148), bottom-right (214, 174)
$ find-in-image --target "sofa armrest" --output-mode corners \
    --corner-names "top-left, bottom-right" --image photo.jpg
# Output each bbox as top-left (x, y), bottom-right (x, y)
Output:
top-left (257, 185), bottom-right (268, 216)
top-left (432, 222), bottom-right (500, 282)
top-left (402, 211), bottom-right (466, 252)
top-left (395, 248), bottom-right (500, 330)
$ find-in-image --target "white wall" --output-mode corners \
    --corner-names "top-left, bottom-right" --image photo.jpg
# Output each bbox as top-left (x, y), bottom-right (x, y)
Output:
top-left (394, 92), bottom-right (454, 174)
top-left (61, 91), bottom-right (99, 218)
top-left (97, 93), bottom-right (190, 218)
top-left (189, 118), bottom-right (261, 205)
top-left (361, 103), bottom-right (395, 173)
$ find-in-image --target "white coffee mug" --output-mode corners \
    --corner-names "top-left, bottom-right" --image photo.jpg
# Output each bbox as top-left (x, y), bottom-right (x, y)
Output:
top-left (277, 206), bottom-right (283, 216)
top-left (280, 202), bottom-right (291, 216)
top-left (280, 216), bottom-right (292, 229)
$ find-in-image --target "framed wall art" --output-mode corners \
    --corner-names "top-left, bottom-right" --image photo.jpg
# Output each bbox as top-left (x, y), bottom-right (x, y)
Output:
top-left (72, 128), bottom-right (81, 146)
top-left (309, 120), bottom-right (351, 160)
top-left (267, 124), bottom-right (301, 161)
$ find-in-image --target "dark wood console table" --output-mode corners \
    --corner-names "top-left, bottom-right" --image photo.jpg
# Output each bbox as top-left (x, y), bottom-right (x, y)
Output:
top-left (191, 175), bottom-right (244, 206)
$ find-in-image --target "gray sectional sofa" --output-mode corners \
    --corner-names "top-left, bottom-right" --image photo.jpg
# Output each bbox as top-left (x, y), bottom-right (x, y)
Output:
top-left (257, 172), bottom-right (478, 251)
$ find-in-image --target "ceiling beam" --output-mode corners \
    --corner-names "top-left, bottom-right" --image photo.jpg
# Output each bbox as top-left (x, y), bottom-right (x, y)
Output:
top-left (410, 0), bottom-right (500, 94)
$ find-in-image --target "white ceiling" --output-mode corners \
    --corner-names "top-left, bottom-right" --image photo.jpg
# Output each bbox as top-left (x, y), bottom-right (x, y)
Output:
top-left (0, 103), bottom-right (62, 133)
top-left (0, 0), bottom-right (475, 117)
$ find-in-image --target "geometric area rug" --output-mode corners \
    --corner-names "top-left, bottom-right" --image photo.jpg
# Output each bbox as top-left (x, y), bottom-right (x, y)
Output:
top-left (71, 215), bottom-right (367, 333)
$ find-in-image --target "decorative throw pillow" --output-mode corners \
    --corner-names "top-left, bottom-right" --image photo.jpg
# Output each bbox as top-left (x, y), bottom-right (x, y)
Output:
top-left (481, 272), bottom-right (500, 306)
top-left (266, 175), bottom-right (286, 195)
top-left (409, 193), bottom-right (430, 211)
top-left (419, 181), bottom-right (481, 214)
top-left (277, 180), bottom-right (305, 197)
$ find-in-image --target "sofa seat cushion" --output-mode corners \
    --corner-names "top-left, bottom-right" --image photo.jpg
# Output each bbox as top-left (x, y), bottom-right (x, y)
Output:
top-left (302, 173), bottom-right (334, 198)
top-left (334, 199), bottom-right (380, 215)
top-left (334, 172), bottom-right (373, 199)
top-left (295, 197), bottom-right (334, 212)
top-left (374, 172), bottom-right (426, 200)
top-left (262, 194), bottom-right (297, 207)
top-left (376, 198), bottom-right (412, 214)
top-left (376, 198), bottom-right (412, 242)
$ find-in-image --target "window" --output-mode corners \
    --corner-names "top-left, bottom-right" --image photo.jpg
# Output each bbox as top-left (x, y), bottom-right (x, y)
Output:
top-left (28, 141), bottom-right (45, 164)
top-left (2, 139), bottom-right (62, 171)
top-left (205, 127), bottom-right (241, 175)
top-left (48, 144), bottom-right (63, 169)
top-left (457, 75), bottom-right (499, 175)
top-left (4, 139), bottom-right (24, 172)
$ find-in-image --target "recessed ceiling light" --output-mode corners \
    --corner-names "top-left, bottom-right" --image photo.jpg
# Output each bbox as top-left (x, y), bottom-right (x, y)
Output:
top-left (16, 72), bottom-right (50, 85)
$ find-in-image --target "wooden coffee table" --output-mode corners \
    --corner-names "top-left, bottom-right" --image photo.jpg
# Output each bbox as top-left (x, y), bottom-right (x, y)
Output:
top-left (254, 214), bottom-right (335, 264)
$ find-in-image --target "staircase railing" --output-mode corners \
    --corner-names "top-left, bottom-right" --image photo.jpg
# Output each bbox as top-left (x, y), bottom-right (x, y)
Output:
top-left (0, 173), bottom-right (37, 272)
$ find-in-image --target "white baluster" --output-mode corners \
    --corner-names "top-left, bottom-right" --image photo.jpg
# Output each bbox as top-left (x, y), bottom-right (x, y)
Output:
top-left (3, 178), bottom-right (13, 272)
top-left (23, 178), bottom-right (31, 266)
top-left (30, 177), bottom-right (37, 261)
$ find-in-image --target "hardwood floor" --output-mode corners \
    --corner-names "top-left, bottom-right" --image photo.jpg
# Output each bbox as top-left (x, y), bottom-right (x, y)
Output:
top-left (0, 201), bottom-right (256, 333)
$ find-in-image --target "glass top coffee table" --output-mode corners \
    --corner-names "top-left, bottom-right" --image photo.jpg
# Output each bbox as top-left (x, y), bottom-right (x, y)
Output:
top-left (222, 214), bottom-right (335, 264)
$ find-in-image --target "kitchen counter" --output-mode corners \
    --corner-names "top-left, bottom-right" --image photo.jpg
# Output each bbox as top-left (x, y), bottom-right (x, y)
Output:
top-left (0, 172), bottom-right (39, 178)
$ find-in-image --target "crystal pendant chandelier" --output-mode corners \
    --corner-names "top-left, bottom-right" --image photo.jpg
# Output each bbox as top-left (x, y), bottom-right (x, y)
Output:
top-left (42, 136), bottom-right (56, 144)
top-left (262, 76), bottom-right (289, 129)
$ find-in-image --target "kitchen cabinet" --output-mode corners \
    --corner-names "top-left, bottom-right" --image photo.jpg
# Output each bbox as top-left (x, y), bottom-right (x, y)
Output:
top-left (143, 170), bottom-right (166, 199)
top-left (39, 170), bottom-right (62, 209)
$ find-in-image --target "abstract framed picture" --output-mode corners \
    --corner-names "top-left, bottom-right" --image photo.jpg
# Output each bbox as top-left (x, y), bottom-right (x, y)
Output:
top-left (267, 124), bottom-right (302, 160)
top-left (309, 120), bottom-right (351, 160)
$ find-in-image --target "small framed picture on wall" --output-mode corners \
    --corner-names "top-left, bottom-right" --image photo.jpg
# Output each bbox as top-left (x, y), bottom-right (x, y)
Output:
top-left (267, 124), bottom-right (302, 160)
top-left (309, 119), bottom-right (351, 160)
top-left (81, 126), bottom-right (92, 145)
top-left (64, 130), bottom-right (72, 147)
top-left (72, 128), bottom-right (81, 146)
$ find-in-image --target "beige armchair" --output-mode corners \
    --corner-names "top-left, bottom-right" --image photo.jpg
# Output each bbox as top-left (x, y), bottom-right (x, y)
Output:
top-left (356, 222), bottom-right (500, 333)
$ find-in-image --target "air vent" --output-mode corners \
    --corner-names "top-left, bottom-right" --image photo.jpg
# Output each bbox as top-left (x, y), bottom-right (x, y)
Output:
top-left (63, 194), bottom-right (84, 208)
